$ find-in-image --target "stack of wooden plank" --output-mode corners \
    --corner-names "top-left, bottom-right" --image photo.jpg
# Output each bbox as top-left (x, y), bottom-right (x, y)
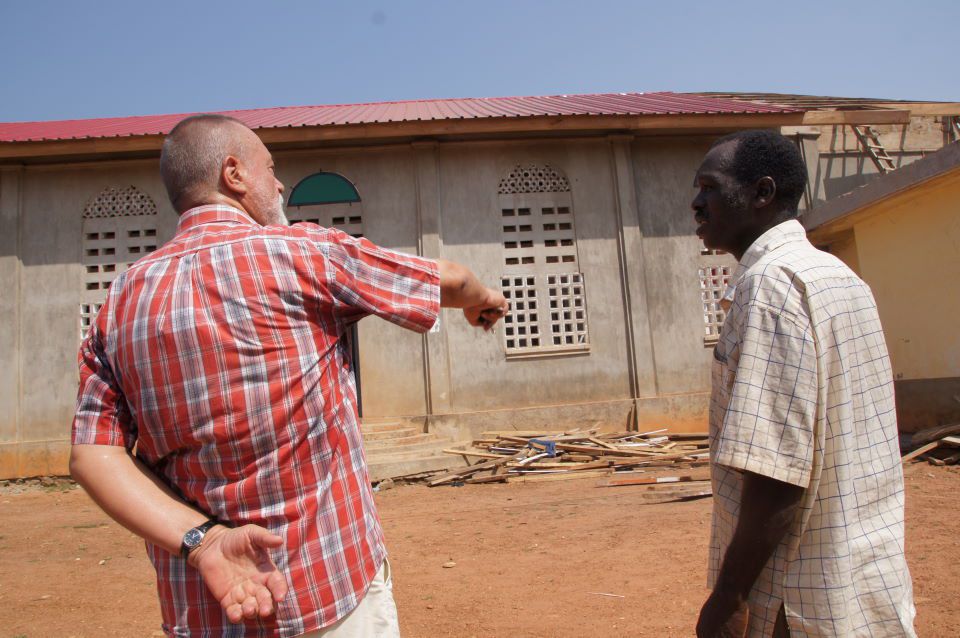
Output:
top-left (901, 422), bottom-right (960, 466)
top-left (430, 428), bottom-right (711, 490)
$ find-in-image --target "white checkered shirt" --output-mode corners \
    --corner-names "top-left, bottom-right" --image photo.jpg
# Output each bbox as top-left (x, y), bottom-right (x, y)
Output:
top-left (708, 220), bottom-right (916, 637)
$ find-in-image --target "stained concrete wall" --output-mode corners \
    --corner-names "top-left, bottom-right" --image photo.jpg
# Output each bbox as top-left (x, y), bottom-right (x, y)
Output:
top-left (437, 140), bottom-right (633, 411)
top-left (0, 133), bottom-right (729, 478)
top-left (0, 169), bottom-right (23, 477)
top-left (1, 161), bottom-right (178, 476)
top-left (631, 138), bottom-right (715, 393)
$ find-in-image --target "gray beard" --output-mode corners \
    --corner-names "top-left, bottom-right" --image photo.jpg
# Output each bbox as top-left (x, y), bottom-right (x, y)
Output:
top-left (265, 194), bottom-right (290, 226)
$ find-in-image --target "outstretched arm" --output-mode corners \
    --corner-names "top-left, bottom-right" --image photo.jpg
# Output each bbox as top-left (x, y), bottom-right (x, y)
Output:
top-left (696, 470), bottom-right (803, 637)
top-left (437, 258), bottom-right (509, 330)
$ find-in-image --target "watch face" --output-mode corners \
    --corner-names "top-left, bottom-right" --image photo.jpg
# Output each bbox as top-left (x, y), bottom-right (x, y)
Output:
top-left (184, 528), bottom-right (204, 549)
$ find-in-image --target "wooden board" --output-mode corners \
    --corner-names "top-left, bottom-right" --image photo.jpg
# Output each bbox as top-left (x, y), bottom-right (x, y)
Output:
top-left (901, 441), bottom-right (939, 463)
top-left (506, 469), bottom-right (613, 484)
top-left (602, 476), bottom-right (704, 488)
top-left (442, 449), bottom-right (505, 460)
top-left (428, 451), bottom-right (525, 486)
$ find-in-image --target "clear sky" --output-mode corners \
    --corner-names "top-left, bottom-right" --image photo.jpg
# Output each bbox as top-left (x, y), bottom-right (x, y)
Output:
top-left (1, 0), bottom-right (956, 123)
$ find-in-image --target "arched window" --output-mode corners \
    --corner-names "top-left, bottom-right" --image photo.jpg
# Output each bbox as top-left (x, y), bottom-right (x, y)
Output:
top-left (285, 171), bottom-right (364, 238)
top-left (497, 164), bottom-right (589, 356)
top-left (80, 186), bottom-right (159, 338)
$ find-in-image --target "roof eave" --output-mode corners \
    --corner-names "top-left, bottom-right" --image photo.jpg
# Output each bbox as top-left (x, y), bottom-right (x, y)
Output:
top-left (0, 112), bottom-right (805, 164)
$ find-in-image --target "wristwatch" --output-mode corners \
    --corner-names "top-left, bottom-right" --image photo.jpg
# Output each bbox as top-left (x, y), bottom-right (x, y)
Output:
top-left (180, 520), bottom-right (218, 559)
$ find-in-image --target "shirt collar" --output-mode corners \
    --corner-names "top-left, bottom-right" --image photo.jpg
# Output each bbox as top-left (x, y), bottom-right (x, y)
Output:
top-left (177, 204), bottom-right (259, 233)
top-left (726, 218), bottom-right (807, 295)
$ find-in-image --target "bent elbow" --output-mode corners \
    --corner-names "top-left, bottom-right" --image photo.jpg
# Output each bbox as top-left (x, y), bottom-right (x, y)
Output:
top-left (69, 446), bottom-right (90, 487)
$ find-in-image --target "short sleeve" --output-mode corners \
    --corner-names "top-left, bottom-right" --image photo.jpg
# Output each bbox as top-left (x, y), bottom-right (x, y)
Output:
top-left (71, 324), bottom-right (136, 449)
top-left (713, 302), bottom-right (818, 487)
top-left (320, 229), bottom-right (440, 333)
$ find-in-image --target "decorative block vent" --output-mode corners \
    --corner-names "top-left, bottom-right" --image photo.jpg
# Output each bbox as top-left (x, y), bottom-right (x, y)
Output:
top-left (82, 219), bottom-right (159, 292)
top-left (698, 242), bottom-right (736, 345)
top-left (699, 264), bottom-right (732, 343)
top-left (79, 302), bottom-right (103, 339)
top-left (287, 204), bottom-right (364, 238)
top-left (80, 186), bottom-right (159, 341)
top-left (83, 186), bottom-right (157, 218)
top-left (700, 247), bottom-right (727, 256)
top-left (546, 273), bottom-right (589, 347)
top-left (498, 164), bottom-right (571, 194)
top-left (500, 204), bottom-right (578, 270)
top-left (500, 275), bottom-right (541, 350)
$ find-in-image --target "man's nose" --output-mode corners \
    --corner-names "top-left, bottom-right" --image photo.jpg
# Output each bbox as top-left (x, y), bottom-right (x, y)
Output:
top-left (276, 180), bottom-right (285, 194)
top-left (691, 193), bottom-right (703, 211)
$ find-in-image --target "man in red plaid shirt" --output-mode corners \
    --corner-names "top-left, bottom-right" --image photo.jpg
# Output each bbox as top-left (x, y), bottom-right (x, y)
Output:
top-left (70, 115), bottom-right (508, 637)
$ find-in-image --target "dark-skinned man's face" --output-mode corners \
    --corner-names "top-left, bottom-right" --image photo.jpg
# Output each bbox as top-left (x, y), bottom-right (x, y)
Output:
top-left (691, 141), bottom-right (757, 260)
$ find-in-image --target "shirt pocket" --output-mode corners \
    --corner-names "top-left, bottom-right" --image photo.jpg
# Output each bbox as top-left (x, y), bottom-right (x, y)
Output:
top-left (709, 344), bottom-right (737, 445)
top-left (711, 342), bottom-right (735, 391)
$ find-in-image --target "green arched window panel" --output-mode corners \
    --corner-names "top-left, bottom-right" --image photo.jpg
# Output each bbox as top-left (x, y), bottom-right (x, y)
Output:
top-left (288, 172), bottom-right (361, 206)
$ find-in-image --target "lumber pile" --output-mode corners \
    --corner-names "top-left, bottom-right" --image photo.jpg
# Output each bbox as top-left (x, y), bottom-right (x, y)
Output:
top-left (431, 428), bottom-right (711, 488)
top-left (901, 424), bottom-right (960, 466)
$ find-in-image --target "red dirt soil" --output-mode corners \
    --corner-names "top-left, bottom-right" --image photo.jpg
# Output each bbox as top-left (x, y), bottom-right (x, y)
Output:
top-left (0, 463), bottom-right (955, 637)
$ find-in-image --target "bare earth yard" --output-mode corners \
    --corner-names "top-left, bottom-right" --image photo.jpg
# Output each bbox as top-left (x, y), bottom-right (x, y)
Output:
top-left (0, 463), bottom-right (956, 637)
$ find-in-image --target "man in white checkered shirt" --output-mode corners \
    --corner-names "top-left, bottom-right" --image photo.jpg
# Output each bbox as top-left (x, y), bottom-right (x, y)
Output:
top-left (692, 130), bottom-right (916, 637)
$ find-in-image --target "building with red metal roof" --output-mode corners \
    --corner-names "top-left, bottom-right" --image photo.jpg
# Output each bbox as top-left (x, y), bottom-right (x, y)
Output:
top-left (0, 91), bottom-right (957, 479)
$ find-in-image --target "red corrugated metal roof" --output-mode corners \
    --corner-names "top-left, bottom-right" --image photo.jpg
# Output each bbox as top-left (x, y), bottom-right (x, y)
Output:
top-left (0, 92), bottom-right (799, 143)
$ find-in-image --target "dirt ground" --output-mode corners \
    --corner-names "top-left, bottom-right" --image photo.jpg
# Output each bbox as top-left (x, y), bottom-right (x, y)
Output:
top-left (0, 463), bottom-right (956, 638)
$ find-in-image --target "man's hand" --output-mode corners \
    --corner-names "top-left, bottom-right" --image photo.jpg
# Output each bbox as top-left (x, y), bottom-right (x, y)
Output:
top-left (189, 524), bottom-right (288, 624)
top-left (698, 471), bottom-right (802, 637)
top-left (437, 259), bottom-right (508, 330)
top-left (463, 287), bottom-right (509, 331)
top-left (696, 589), bottom-right (749, 638)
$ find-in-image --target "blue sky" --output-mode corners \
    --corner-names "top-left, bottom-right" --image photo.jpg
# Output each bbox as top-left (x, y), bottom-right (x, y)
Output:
top-left (1, 0), bottom-right (955, 122)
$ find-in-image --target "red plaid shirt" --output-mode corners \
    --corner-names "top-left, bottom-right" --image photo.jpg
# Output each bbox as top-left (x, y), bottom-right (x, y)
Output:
top-left (72, 205), bottom-right (440, 637)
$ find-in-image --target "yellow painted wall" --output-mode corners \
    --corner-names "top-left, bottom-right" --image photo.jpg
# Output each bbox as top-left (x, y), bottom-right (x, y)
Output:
top-left (819, 230), bottom-right (861, 276)
top-left (849, 175), bottom-right (960, 381)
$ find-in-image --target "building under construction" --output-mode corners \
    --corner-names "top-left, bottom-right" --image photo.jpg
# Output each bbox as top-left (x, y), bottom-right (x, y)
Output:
top-left (0, 91), bottom-right (957, 479)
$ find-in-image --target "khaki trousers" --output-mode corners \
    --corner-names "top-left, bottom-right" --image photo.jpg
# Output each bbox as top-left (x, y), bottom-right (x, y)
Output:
top-left (299, 559), bottom-right (400, 638)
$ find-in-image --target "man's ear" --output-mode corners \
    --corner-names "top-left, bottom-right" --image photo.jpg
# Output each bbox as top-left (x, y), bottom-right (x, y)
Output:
top-left (754, 176), bottom-right (776, 209)
top-left (221, 155), bottom-right (247, 197)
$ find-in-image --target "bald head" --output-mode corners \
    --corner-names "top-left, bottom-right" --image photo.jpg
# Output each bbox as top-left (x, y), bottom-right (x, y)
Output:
top-left (160, 114), bottom-right (251, 213)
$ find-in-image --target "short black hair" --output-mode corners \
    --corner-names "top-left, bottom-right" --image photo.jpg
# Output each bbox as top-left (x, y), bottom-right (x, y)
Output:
top-left (711, 129), bottom-right (808, 213)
